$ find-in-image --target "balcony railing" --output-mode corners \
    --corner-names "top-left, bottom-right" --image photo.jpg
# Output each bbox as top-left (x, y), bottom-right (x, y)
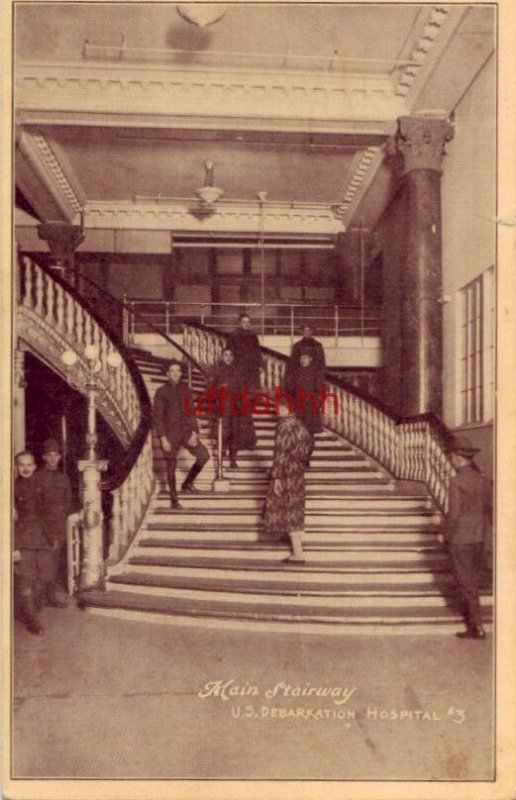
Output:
top-left (124, 299), bottom-right (381, 342)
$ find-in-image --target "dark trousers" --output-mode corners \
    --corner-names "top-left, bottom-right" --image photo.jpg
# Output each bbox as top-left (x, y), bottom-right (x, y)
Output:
top-left (17, 549), bottom-right (55, 595)
top-left (449, 542), bottom-right (484, 627)
top-left (165, 436), bottom-right (210, 497)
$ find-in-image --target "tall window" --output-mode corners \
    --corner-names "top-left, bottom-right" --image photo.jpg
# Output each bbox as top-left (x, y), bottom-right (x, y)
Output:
top-left (460, 268), bottom-right (494, 424)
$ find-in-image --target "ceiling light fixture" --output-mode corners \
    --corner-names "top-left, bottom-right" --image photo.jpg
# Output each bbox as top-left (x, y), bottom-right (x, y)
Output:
top-left (190, 160), bottom-right (224, 219)
top-left (176, 3), bottom-right (227, 28)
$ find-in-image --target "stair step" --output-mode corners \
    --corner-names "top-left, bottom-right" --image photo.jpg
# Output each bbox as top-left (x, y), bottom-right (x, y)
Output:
top-left (135, 528), bottom-right (443, 553)
top-left (80, 589), bottom-right (492, 629)
top-left (146, 511), bottom-right (439, 527)
top-left (109, 572), bottom-right (492, 598)
top-left (128, 553), bottom-right (448, 572)
top-left (119, 559), bottom-right (453, 585)
top-left (149, 495), bottom-right (433, 511)
top-left (139, 529), bottom-right (440, 544)
top-left (107, 573), bottom-right (493, 609)
top-left (131, 544), bottom-right (446, 563)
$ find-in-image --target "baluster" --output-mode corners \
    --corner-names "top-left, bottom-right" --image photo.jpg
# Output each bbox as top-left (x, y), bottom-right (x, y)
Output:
top-left (34, 265), bottom-right (45, 316)
top-left (45, 277), bottom-right (55, 324)
top-left (21, 258), bottom-right (33, 308)
top-left (77, 306), bottom-right (85, 348)
top-left (55, 282), bottom-right (65, 331)
top-left (109, 488), bottom-right (122, 562)
top-left (84, 313), bottom-right (93, 351)
top-left (64, 292), bottom-right (73, 339)
top-left (120, 483), bottom-right (129, 551)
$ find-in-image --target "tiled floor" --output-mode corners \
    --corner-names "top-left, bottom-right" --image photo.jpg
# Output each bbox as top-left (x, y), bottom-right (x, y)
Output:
top-left (10, 602), bottom-right (493, 781)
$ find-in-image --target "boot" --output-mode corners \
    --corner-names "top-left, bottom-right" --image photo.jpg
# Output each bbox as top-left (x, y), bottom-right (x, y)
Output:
top-left (45, 582), bottom-right (67, 609)
top-left (181, 461), bottom-right (205, 493)
top-left (456, 626), bottom-right (486, 640)
top-left (283, 530), bottom-right (305, 564)
top-left (21, 593), bottom-right (44, 635)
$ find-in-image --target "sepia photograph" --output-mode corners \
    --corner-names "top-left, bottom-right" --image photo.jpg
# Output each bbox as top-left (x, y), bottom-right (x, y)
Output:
top-left (2, 1), bottom-right (515, 798)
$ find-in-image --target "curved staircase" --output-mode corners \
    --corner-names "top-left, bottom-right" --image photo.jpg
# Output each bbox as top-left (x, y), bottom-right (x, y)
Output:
top-left (81, 349), bottom-right (493, 634)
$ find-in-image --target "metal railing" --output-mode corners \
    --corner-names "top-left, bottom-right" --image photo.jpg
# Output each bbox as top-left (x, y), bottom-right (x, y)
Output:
top-left (124, 299), bottom-right (381, 343)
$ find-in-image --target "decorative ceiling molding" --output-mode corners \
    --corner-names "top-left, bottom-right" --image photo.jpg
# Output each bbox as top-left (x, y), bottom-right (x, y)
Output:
top-left (83, 199), bottom-right (343, 237)
top-left (16, 62), bottom-right (407, 133)
top-left (17, 131), bottom-right (84, 222)
top-left (332, 147), bottom-right (384, 226)
top-left (395, 5), bottom-right (468, 103)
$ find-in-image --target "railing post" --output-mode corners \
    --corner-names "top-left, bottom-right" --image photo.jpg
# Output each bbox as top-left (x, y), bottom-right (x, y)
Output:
top-left (165, 302), bottom-right (170, 336)
top-left (66, 511), bottom-right (83, 595)
top-left (212, 411), bottom-right (230, 492)
top-left (187, 360), bottom-right (192, 389)
top-left (217, 416), bottom-right (223, 481)
top-left (334, 306), bottom-right (339, 347)
top-left (201, 304), bottom-right (206, 326)
top-left (108, 488), bottom-right (122, 563)
top-left (290, 306), bottom-right (295, 343)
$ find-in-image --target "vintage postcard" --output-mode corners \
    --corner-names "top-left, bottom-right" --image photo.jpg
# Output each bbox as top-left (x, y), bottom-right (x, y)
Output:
top-left (1, 1), bottom-right (515, 799)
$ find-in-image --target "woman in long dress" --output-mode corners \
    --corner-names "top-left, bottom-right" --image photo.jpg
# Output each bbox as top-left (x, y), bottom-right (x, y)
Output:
top-left (262, 399), bottom-right (313, 563)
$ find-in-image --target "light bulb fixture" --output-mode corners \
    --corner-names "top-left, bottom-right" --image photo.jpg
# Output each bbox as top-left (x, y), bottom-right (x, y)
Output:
top-left (61, 349), bottom-right (78, 367)
top-left (191, 160), bottom-right (224, 218)
top-left (176, 3), bottom-right (227, 29)
top-left (107, 351), bottom-right (123, 370)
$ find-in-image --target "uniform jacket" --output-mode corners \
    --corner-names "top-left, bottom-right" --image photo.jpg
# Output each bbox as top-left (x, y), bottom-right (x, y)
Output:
top-left (226, 329), bottom-right (262, 390)
top-left (35, 467), bottom-right (73, 545)
top-left (153, 381), bottom-right (199, 444)
top-left (445, 463), bottom-right (491, 545)
top-left (290, 336), bottom-right (325, 372)
top-left (14, 475), bottom-right (52, 550)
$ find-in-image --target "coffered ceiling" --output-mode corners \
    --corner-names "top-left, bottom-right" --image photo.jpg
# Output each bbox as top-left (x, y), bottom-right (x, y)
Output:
top-left (14, 3), bottom-right (495, 251)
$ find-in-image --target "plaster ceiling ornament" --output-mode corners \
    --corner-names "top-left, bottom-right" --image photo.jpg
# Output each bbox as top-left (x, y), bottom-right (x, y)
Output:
top-left (176, 4), bottom-right (227, 29)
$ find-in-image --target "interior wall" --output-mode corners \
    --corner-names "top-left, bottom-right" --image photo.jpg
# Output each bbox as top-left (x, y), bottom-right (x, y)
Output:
top-left (440, 56), bottom-right (496, 444)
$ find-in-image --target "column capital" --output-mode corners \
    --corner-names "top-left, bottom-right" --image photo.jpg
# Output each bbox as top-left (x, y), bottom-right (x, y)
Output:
top-left (395, 116), bottom-right (454, 175)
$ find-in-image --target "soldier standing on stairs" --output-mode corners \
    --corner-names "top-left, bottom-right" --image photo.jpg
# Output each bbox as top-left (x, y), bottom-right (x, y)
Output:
top-left (153, 359), bottom-right (210, 510)
top-left (441, 435), bottom-right (492, 640)
top-left (35, 439), bottom-right (73, 609)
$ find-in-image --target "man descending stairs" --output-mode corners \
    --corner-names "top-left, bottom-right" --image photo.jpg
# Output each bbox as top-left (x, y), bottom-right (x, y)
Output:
top-left (81, 349), bottom-right (493, 634)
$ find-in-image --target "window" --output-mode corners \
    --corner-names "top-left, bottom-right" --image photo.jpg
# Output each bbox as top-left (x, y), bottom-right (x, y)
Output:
top-left (460, 267), bottom-right (494, 424)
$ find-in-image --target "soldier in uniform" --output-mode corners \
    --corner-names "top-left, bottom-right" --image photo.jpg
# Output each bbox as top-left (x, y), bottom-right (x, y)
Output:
top-left (14, 451), bottom-right (52, 634)
top-left (287, 324), bottom-right (326, 382)
top-left (35, 438), bottom-right (73, 608)
top-left (283, 325), bottom-right (326, 451)
top-left (153, 359), bottom-right (210, 509)
top-left (441, 435), bottom-right (492, 640)
top-left (227, 313), bottom-right (262, 392)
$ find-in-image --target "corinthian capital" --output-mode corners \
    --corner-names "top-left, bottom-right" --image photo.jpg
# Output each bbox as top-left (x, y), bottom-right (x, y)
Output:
top-left (396, 116), bottom-right (454, 174)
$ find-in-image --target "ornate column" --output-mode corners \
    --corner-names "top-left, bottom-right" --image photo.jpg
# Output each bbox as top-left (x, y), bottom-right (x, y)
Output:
top-left (13, 346), bottom-right (27, 453)
top-left (37, 223), bottom-right (84, 285)
top-left (395, 116), bottom-right (454, 417)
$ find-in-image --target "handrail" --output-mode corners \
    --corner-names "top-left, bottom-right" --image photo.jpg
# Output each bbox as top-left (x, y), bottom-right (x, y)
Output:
top-left (181, 320), bottom-right (455, 510)
top-left (125, 298), bottom-right (381, 340)
top-left (18, 254), bottom-right (153, 491)
top-left (17, 254), bottom-right (157, 565)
